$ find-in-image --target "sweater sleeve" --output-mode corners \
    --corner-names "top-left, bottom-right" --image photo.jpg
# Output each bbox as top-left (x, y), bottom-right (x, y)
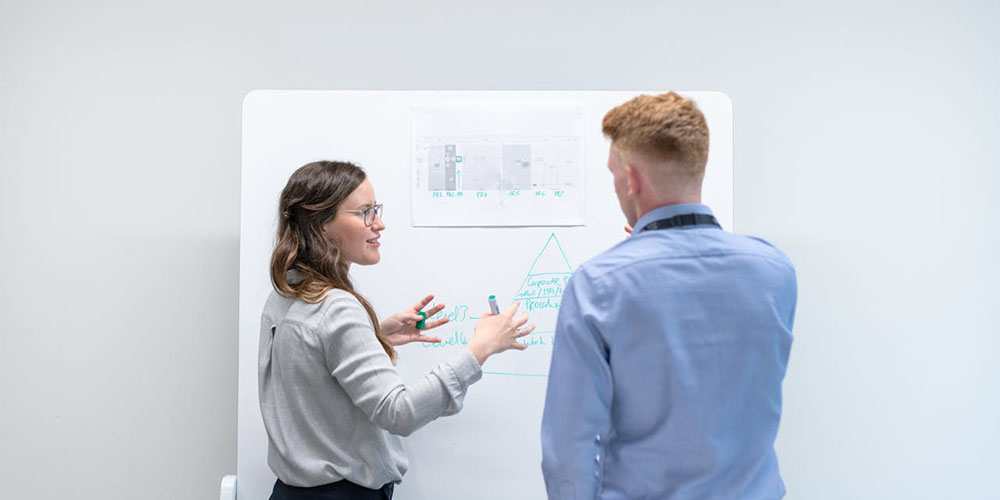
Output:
top-left (318, 292), bottom-right (482, 436)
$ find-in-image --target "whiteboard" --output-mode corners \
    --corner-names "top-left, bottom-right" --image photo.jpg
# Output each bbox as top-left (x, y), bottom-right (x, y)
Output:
top-left (238, 91), bottom-right (733, 499)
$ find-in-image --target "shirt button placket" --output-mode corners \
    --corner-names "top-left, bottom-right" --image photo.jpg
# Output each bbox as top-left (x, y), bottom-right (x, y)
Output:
top-left (594, 434), bottom-right (603, 481)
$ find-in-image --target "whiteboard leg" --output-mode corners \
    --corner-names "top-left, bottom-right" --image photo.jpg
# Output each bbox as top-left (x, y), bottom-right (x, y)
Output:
top-left (219, 474), bottom-right (237, 500)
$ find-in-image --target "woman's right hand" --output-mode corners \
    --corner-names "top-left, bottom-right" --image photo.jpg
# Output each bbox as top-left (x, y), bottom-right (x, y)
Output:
top-left (466, 302), bottom-right (535, 366)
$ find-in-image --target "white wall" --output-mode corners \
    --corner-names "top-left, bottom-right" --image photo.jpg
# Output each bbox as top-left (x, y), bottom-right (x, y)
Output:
top-left (1, 1), bottom-right (996, 499)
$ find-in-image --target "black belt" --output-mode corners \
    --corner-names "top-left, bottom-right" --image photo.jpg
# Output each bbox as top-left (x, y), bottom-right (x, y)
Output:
top-left (642, 213), bottom-right (720, 231)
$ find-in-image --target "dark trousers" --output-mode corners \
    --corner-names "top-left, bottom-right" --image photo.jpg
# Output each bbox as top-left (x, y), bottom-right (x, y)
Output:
top-left (270, 479), bottom-right (394, 500)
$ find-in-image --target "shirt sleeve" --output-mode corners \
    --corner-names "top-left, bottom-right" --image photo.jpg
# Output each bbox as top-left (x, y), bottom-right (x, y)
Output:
top-left (541, 270), bottom-right (613, 500)
top-left (319, 292), bottom-right (482, 436)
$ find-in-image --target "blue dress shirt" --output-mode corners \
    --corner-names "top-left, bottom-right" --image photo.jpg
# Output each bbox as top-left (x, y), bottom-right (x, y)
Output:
top-left (541, 204), bottom-right (797, 500)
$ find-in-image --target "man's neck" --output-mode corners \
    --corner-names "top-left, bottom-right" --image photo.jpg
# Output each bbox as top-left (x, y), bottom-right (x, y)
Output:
top-left (636, 193), bottom-right (702, 221)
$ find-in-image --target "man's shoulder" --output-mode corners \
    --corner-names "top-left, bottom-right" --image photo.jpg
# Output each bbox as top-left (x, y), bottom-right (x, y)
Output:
top-left (577, 230), bottom-right (794, 280)
top-left (719, 231), bottom-right (794, 266)
top-left (571, 234), bottom-right (667, 287)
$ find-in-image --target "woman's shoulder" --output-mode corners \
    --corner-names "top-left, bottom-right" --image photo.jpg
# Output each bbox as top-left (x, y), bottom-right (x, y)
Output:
top-left (281, 288), bottom-right (368, 329)
top-left (320, 288), bottom-right (366, 311)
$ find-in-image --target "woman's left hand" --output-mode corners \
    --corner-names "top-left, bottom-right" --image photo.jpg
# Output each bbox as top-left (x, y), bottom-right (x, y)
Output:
top-left (378, 294), bottom-right (449, 346)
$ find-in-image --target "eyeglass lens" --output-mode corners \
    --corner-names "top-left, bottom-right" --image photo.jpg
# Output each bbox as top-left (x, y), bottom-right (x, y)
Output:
top-left (364, 204), bottom-right (383, 225)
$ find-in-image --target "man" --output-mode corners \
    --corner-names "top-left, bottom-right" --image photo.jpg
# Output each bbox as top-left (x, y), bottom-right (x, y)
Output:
top-left (541, 92), bottom-right (797, 500)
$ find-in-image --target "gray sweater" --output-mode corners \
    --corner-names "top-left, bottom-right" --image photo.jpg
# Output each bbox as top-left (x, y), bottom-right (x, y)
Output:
top-left (258, 288), bottom-right (482, 489)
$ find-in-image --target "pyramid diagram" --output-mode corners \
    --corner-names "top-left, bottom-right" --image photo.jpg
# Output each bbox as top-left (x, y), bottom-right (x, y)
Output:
top-left (514, 233), bottom-right (574, 312)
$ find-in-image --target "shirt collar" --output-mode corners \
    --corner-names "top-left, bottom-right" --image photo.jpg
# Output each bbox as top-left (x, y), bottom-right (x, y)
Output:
top-left (632, 203), bottom-right (716, 235)
top-left (287, 269), bottom-right (305, 284)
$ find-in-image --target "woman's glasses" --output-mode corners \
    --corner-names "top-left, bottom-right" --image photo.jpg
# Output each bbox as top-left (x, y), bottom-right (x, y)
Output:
top-left (340, 203), bottom-right (384, 226)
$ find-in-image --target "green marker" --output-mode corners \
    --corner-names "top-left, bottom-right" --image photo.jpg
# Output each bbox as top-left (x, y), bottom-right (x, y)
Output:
top-left (416, 311), bottom-right (427, 329)
top-left (489, 295), bottom-right (500, 315)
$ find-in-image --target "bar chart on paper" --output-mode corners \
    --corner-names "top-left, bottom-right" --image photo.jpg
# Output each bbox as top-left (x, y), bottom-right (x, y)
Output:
top-left (411, 103), bottom-right (587, 227)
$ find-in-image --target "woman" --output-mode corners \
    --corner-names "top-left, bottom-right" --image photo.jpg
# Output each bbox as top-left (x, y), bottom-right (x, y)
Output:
top-left (259, 160), bottom-right (533, 500)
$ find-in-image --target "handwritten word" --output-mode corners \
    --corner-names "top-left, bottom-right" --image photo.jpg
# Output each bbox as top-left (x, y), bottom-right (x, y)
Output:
top-left (527, 276), bottom-right (568, 287)
top-left (422, 331), bottom-right (469, 348)
top-left (430, 304), bottom-right (470, 323)
top-left (517, 333), bottom-right (554, 346)
top-left (524, 298), bottom-right (561, 311)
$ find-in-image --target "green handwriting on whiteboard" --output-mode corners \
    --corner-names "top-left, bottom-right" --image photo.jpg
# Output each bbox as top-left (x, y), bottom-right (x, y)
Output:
top-left (418, 233), bottom-right (574, 379)
top-left (514, 233), bottom-right (573, 313)
top-left (420, 331), bottom-right (554, 349)
top-left (428, 304), bottom-right (470, 323)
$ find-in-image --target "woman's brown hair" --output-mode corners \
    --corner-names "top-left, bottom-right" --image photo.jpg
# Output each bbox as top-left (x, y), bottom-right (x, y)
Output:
top-left (269, 160), bottom-right (395, 363)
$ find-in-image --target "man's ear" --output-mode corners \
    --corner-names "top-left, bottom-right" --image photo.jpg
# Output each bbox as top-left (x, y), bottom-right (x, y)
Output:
top-left (625, 164), bottom-right (641, 197)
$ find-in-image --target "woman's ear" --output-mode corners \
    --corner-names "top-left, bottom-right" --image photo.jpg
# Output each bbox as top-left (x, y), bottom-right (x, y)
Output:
top-left (320, 219), bottom-right (335, 242)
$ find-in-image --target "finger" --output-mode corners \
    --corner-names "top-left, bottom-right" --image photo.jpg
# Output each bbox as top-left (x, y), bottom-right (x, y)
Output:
top-left (425, 303), bottom-right (446, 316)
top-left (395, 313), bottom-right (420, 326)
top-left (510, 342), bottom-right (528, 351)
top-left (513, 313), bottom-right (530, 328)
top-left (518, 324), bottom-right (536, 337)
top-left (422, 318), bottom-right (450, 330)
top-left (502, 301), bottom-right (521, 318)
top-left (411, 294), bottom-right (435, 311)
top-left (414, 335), bottom-right (442, 343)
top-left (624, 224), bottom-right (633, 234)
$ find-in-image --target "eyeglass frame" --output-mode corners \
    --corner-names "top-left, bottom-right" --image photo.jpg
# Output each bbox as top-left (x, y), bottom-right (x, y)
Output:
top-left (339, 203), bottom-right (384, 226)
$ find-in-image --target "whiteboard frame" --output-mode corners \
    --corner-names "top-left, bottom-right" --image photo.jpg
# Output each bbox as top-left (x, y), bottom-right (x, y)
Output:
top-left (238, 90), bottom-right (733, 500)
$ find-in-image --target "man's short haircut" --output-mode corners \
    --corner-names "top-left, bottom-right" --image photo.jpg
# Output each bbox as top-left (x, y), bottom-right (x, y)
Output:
top-left (602, 92), bottom-right (709, 179)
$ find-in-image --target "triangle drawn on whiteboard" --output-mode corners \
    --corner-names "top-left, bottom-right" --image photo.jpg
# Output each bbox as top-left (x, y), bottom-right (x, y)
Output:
top-left (514, 233), bottom-right (574, 311)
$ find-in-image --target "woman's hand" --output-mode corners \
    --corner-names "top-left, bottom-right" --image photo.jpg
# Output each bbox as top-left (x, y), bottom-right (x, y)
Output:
top-left (466, 302), bottom-right (535, 366)
top-left (379, 294), bottom-right (449, 347)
